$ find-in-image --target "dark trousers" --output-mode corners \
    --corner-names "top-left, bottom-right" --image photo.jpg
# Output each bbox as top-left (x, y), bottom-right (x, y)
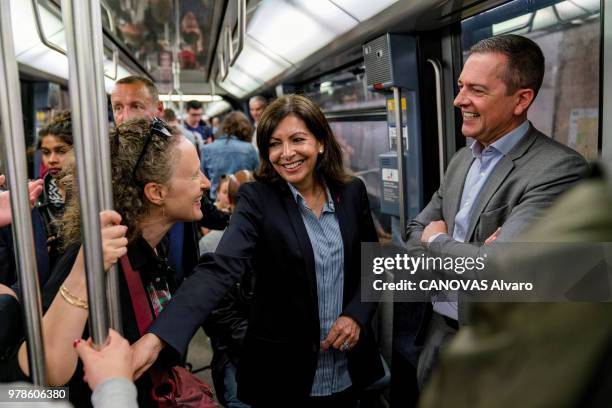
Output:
top-left (252, 387), bottom-right (357, 408)
top-left (416, 312), bottom-right (458, 388)
top-left (305, 387), bottom-right (357, 408)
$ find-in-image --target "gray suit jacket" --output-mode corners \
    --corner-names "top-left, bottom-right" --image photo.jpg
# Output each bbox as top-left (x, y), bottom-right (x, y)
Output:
top-left (406, 124), bottom-right (588, 323)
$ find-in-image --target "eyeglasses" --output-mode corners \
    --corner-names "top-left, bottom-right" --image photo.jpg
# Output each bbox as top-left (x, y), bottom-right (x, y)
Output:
top-left (127, 117), bottom-right (172, 186)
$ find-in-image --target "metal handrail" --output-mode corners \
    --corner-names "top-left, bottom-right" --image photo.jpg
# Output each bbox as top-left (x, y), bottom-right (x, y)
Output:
top-left (229, 0), bottom-right (246, 66)
top-left (0, 0), bottom-right (47, 385)
top-left (61, 0), bottom-right (112, 345)
top-left (427, 58), bottom-right (446, 184)
top-left (219, 46), bottom-right (228, 81)
top-left (94, 0), bottom-right (122, 333)
top-left (100, 0), bottom-right (118, 80)
top-left (32, 0), bottom-right (118, 80)
top-left (323, 107), bottom-right (387, 121)
top-left (167, 0), bottom-right (184, 117)
top-left (392, 87), bottom-right (408, 241)
top-left (31, 0), bottom-right (66, 55)
top-left (217, 0), bottom-right (247, 80)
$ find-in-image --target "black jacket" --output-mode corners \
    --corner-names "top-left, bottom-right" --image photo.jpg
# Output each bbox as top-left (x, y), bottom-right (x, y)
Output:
top-left (202, 266), bottom-right (254, 403)
top-left (150, 177), bottom-right (384, 404)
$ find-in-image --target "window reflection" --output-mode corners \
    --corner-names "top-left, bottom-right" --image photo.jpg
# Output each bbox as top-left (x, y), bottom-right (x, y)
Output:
top-left (302, 63), bottom-right (386, 112)
top-left (103, 0), bottom-right (216, 90)
top-left (329, 120), bottom-right (392, 236)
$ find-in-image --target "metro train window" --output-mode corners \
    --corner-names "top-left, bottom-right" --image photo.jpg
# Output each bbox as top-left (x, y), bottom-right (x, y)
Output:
top-left (302, 65), bottom-right (386, 112)
top-left (328, 121), bottom-right (388, 194)
top-left (329, 120), bottom-right (391, 234)
top-left (461, 0), bottom-right (600, 160)
top-left (103, 0), bottom-right (219, 92)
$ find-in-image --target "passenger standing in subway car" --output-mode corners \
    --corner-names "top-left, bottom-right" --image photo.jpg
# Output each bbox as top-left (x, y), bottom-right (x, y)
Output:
top-left (182, 99), bottom-right (212, 150)
top-left (211, 116), bottom-right (221, 136)
top-left (0, 111), bottom-right (73, 289)
top-left (2, 119), bottom-right (209, 407)
top-left (110, 76), bottom-right (164, 125)
top-left (35, 111), bottom-right (75, 262)
top-left (133, 94), bottom-right (385, 407)
top-left (201, 170), bottom-right (256, 408)
top-left (200, 111), bottom-right (259, 199)
top-left (248, 95), bottom-right (268, 151)
top-left (404, 34), bottom-right (588, 388)
top-left (110, 75), bottom-right (230, 280)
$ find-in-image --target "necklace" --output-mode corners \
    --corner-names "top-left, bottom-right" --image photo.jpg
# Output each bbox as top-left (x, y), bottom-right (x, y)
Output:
top-left (310, 185), bottom-right (325, 215)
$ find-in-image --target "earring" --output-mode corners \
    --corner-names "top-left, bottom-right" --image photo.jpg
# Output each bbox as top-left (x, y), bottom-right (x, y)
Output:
top-left (319, 148), bottom-right (324, 154)
top-left (161, 204), bottom-right (166, 218)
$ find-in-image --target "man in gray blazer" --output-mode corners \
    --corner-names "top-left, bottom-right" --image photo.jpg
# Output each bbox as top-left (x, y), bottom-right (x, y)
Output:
top-left (406, 34), bottom-right (588, 387)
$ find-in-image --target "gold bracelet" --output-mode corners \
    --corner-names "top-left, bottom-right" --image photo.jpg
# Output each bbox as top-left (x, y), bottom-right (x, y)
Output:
top-left (60, 285), bottom-right (87, 304)
top-left (59, 285), bottom-right (88, 310)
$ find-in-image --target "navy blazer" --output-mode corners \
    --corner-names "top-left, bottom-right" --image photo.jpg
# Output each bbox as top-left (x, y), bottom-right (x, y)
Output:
top-left (150, 177), bottom-right (384, 403)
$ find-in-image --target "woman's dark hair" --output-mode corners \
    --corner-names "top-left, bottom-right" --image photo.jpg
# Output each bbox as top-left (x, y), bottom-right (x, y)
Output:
top-left (37, 110), bottom-right (73, 148)
top-left (220, 111), bottom-right (253, 142)
top-left (255, 94), bottom-right (349, 188)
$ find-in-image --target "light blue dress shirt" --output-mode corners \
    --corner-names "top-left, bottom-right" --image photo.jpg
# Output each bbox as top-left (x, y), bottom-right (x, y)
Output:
top-left (433, 121), bottom-right (530, 320)
top-left (287, 182), bottom-right (352, 396)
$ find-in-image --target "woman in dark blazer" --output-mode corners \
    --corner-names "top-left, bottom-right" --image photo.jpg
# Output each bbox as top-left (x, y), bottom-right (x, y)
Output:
top-left (135, 94), bottom-right (384, 407)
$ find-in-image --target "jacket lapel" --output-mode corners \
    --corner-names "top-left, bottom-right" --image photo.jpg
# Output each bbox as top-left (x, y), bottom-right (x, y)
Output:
top-left (446, 150), bottom-right (474, 235)
top-left (464, 126), bottom-right (539, 241)
top-left (277, 182), bottom-right (320, 327)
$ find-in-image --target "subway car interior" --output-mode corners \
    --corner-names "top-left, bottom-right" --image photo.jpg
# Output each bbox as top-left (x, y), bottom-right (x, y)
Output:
top-left (0, 0), bottom-right (611, 407)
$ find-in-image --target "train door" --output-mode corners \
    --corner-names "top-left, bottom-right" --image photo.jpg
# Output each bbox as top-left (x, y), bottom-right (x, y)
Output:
top-left (382, 25), bottom-right (461, 408)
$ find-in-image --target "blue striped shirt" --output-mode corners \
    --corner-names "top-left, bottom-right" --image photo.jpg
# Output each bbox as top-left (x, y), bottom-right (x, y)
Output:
top-left (287, 182), bottom-right (352, 396)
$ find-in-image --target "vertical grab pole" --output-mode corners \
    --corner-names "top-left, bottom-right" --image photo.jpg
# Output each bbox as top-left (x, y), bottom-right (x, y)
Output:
top-left (92, 0), bottom-right (122, 334)
top-left (0, 0), bottom-right (47, 384)
top-left (392, 87), bottom-right (407, 241)
top-left (427, 59), bottom-right (446, 184)
top-left (61, 0), bottom-right (110, 345)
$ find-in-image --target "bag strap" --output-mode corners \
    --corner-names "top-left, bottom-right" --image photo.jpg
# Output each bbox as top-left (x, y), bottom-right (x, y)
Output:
top-left (120, 255), bottom-right (170, 408)
top-left (120, 255), bottom-right (153, 336)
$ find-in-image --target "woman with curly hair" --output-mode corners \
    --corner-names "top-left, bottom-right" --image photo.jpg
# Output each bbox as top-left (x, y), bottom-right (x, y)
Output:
top-left (3, 118), bottom-right (208, 407)
top-left (201, 110), bottom-right (259, 199)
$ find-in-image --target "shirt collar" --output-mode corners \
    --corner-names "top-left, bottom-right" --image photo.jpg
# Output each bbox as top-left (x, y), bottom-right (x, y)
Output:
top-left (470, 120), bottom-right (530, 158)
top-left (287, 181), bottom-right (335, 213)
